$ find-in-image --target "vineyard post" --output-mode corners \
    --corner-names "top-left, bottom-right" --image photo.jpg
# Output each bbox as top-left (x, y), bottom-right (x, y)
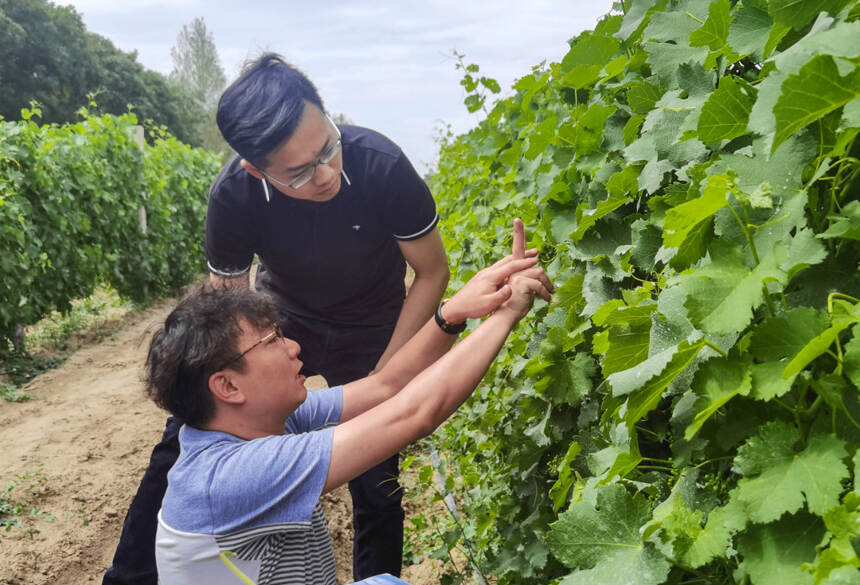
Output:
top-left (133, 125), bottom-right (149, 300)
top-left (133, 125), bottom-right (147, 235)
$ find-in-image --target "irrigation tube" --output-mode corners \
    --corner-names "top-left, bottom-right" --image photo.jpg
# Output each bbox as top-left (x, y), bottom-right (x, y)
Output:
top-left (427, 442), bottom-right (488, 585)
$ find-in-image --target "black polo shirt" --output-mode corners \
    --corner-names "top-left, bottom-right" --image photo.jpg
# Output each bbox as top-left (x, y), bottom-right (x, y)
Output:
top-left (204, 125), bottom-right (438, 327)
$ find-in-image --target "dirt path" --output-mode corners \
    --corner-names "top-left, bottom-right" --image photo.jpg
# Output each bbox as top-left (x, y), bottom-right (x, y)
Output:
top-left (0, 301), bottom-right (439, 585)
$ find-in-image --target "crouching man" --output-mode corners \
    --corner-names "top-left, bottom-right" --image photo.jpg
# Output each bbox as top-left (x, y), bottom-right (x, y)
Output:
top-left (149, 220), bottom-right (552, 584)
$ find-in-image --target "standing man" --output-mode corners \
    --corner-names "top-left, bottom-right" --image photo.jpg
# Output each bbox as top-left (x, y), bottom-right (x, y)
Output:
top-left (103, 53), bottom-right (449, 584)
top-left (208, 52), bottom-right (450, 580)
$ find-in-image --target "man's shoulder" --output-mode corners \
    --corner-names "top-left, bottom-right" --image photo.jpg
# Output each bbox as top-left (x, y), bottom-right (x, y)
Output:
top-left (341, 125), bottom-right (403, 162)
top-left (209, 155), bottom-right (259, 203)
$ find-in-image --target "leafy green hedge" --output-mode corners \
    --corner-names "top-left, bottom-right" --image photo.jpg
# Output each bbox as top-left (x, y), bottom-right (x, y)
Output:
top-left (0, 107), bottom-right (220, 349)
top-left (430, 1), bottom-right (860, 584)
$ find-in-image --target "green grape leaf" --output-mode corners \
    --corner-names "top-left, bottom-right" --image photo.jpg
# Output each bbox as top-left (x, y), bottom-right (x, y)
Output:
top-left (536, 353), bottom-right (597, 406)
top-left (609, 343), bottom-right (681, 397)
top-left (685, 498), bottom-right (748, 568)
top-left (571, 193), bottom-right (633, 243)
top-left (678, 240), bottom-right (787, 335)
top-left (587, 428), bottom-right (643, 483)
top-left (597, 303), bottom-right (656, 378)
top-left (841, 98), bottom-right (860, 129)
top-left (819, 200), bottom-right (860, 240)
top-left (767, 0), bottom-right (852, 31)
top-left (548, 484), bottom-right (671, 585)
top-left (845, 325), bottom-right (860, 389)
top-left (642, 475), bottom-right (709, 564)
top-left (623, 114), bottom-right (646, 145)
top-left (749, 307), bottom-right (829, 361)
top-left (736, 512), bottom-right (825, 585)
top-left (644, 7), bottom-right (703, 44)
top-left (734, 422), bottom-right (849, 522)
top-left (558, 105), bottom-right (617, 155)
top-left (727, 2), bottom-right (773, 59)
top-left (524, 113), bottom-right (558, 158)
top-left (623, 340), bottom-right (707, 425)
top-left (685, 357), bottom-right (752, 440)
top-left (480, 76), bottom-right (501, 94)
top-left (560, 34), bottom-right (621, 89)
top-left (697, 77), bottom-right (757, 143)
top-left (820, 567), bottom-right (860, 585)
top-left (710, 133), bottom-right (814, 199)
top-left (689, 0), bottom-right (731, 49)
top-left (783, 321), bottom-right (854, 379)
top-left (627, 81), bottom-right (665, 114)
top-left (781, 227), bottom-right (829, 277)
top-left (561, 31), bottom-right (622, 89)
top-left (662, 173), bottom-right (730, 251)
top-left (550, 273), bottom-right (587, 316)
top-left (750, 361), bottom-right (796, 400)
top-left (525, 401), bottom-right (553, 447)
top-left (550, 442), bottom-right (582, 512)
top-left (772, 55), bottom-right (860, 153)
top-left (645, 42), bottom-right (710, 82)
top-left (551, 213), bottom-right (578, 244)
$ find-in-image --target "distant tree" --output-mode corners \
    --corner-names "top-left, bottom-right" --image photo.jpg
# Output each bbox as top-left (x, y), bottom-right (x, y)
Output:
top-left (0, 0), bottom-right (91, 122)
top-left (0, 0), bottom-right (204, 146)
top-left (169, 17), bottom-right (226, 110)
top-left (169, 17), bottom-right (230, 158)
top-left (330, 112), bottom-right (354, 126)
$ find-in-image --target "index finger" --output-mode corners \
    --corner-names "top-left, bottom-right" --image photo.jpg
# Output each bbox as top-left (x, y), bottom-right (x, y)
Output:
top-left (489, 256), bottom-right (538, 281)
top-left (512, 218), bottom-right (525, 259)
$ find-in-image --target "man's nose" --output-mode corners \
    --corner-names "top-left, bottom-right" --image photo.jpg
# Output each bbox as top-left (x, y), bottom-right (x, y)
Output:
top-left (312, 161), bottom-right (337, 185)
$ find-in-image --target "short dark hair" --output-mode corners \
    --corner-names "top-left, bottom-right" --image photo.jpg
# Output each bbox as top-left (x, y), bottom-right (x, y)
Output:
top-left (144, 286), bottom-right (278, 427)
top-left (216, 53), bottom-right (325, 167)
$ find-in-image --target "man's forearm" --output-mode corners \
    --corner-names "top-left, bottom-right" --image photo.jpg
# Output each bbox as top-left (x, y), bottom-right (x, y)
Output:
top-left (326, 308), bottom-right (519, 491)
top-left (373, 267), bottom-right (449, 371)
top-left (402, 309), bottom-right (518, 429)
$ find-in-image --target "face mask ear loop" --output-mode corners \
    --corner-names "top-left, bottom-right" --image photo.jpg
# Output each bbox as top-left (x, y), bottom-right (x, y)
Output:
top-left (261, 177), bottom-right (271, 202)
top-left (341, 168), bottom-right (351, 186)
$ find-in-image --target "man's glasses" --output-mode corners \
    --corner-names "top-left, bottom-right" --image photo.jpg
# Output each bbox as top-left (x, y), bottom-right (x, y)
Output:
top-left (217, 325), bottom-right (284, 371)
top-left (262, 116), bottom-right (342, 190)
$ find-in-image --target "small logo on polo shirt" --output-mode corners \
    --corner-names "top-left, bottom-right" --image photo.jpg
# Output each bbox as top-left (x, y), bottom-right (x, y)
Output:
top-left (352, 225), bottom-right (361, 231)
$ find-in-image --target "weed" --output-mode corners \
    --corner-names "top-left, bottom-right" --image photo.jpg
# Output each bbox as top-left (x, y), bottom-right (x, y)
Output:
top-left (0, 381), bottom-right (32, 403)
top-left (0, 466), bottom-right (54, 538)
top-left (76, 507), bottom-right (90, 527)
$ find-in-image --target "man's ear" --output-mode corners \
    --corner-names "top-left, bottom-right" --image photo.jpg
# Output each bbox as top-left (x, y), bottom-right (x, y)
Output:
top-left (240, 159), bottom-right (264, 180)
top-left (209, 370), bottom-right (246, 406)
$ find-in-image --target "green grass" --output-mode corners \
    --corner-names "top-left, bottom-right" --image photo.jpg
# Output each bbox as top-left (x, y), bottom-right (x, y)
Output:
top-left (1, 285), bottom-right (137, 401)
top-left (0, 467), bottom-right (54, 538)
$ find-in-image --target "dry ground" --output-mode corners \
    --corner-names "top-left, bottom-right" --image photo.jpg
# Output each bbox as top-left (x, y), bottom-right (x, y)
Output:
top-left (0, 300), bottom-right (442, 585)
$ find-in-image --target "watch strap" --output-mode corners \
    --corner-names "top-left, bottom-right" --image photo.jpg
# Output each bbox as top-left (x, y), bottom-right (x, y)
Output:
top-left (434, 301), bottom-right (467, 334)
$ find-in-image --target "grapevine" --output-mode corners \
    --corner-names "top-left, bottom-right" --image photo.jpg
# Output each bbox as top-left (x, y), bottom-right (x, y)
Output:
top-left (429, 1), bottom-right (860, 584)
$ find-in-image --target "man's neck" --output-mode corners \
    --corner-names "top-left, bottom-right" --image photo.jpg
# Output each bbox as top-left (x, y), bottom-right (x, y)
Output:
top-left (202, 411), bottom-right (287, 440)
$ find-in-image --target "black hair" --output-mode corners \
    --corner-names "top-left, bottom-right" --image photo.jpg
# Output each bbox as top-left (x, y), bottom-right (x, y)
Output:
top-left (216, 53), bottom-right (325, 167)
top-left (144, 286), bottom-right (277, 427)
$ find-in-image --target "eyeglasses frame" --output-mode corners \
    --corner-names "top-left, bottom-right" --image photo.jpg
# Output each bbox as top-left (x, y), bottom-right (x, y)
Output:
top-left (260, 115), bottom-right (342, 190)
top-left (216, 325), bottom-right (284, 372)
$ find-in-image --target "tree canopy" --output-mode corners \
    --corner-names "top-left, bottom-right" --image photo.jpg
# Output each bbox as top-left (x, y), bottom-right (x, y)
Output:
top-left (0, 0), bottom-right (204, 145)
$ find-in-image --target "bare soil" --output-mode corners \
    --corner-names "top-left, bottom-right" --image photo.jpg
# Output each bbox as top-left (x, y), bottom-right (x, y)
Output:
top-left (0, 301), bottom-right (441, 585)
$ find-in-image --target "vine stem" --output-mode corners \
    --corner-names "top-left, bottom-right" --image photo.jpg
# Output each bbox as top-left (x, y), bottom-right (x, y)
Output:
top-left (725, 200), bottom-right (777, 316)
top-left (703, 340), bottom-right (728, 358)
top-left (693, 455), bottom-right (735, 469)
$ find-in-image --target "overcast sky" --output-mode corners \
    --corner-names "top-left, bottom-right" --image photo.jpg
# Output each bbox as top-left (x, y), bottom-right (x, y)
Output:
top-left (61, 0), bottom-right (616, 172)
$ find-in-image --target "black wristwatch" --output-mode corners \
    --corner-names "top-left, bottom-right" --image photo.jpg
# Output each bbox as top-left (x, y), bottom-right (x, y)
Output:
top-left (434, 301), bottom-right (467, 334)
